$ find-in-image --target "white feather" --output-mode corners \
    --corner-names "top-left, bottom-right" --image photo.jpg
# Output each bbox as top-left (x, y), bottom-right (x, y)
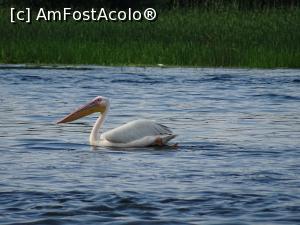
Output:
top-left (99, 119), bottom-right (176, 147)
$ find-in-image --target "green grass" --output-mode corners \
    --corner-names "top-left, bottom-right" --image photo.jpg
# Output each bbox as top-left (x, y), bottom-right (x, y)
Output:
top-left (1, 8), bottom-right (300, 68)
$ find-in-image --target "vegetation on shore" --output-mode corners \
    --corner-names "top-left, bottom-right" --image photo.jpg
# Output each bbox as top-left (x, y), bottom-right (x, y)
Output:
top-left (0, 7), bottom-right (300, 68)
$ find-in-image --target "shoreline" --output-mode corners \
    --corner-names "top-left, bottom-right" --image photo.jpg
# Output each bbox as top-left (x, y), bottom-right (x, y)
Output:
top-left (1, 63), bottom-right (298, 71)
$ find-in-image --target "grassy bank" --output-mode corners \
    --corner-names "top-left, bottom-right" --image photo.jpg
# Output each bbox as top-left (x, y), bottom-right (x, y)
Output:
top-left (0, 8), bottom-right (300, 68)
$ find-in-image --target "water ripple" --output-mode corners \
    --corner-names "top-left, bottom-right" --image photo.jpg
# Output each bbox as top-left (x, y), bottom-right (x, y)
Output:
top-left (0, 67), bottom-right (300, 224)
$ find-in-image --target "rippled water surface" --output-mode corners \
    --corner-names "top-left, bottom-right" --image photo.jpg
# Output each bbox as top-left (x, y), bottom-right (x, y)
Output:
top-left (1, 66), bottom-right (300, 225)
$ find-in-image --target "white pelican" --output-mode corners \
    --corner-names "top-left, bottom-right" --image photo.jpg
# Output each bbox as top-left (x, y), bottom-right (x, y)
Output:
top-left (57, 96), bottom-right (176, 147)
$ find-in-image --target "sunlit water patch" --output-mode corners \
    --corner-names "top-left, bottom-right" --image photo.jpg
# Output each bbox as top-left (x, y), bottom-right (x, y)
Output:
top-left (0, 66), bottom-right (300, 224)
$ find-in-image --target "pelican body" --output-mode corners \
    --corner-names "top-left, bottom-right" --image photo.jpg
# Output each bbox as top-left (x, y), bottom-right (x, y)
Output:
top-left (57, 96), bottom-right (176, 147)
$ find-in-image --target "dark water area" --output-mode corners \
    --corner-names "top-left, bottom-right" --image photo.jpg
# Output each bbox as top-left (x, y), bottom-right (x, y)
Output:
top-left (0, 66), bottom-right (300, 225)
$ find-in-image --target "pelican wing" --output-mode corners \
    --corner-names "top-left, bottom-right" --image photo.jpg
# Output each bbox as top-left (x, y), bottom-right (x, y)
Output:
top-left (102, 119), bottom-right (173, 144)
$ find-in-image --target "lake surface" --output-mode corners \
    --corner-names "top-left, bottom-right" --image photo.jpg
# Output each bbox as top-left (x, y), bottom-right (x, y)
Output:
top-left (0, 66), bottom-right (300, 225)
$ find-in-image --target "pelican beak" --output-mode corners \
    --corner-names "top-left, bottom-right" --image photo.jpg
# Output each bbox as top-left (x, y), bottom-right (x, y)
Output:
top-left (57, 98), bottom-right (106, 124)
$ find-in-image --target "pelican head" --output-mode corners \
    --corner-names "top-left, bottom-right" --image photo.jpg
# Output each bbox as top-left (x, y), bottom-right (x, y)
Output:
top-left (57, 96), bottom-right (109, 124)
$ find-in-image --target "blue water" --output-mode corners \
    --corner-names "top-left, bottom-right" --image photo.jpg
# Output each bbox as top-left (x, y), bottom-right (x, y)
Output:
top-left (0, 66), bottom-right (300, 225)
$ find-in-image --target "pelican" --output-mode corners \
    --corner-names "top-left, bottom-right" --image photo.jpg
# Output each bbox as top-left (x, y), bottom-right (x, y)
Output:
top-left (57, 96), bottom-right (176, 147)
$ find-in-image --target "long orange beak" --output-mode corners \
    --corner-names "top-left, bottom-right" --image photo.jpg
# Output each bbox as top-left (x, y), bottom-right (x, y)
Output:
top-left (57, 99), bottom-right (105, 124)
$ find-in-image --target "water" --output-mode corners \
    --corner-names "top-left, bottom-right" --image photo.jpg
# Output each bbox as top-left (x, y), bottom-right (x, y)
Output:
top-left (0, 66), bottom-right (300, 225)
